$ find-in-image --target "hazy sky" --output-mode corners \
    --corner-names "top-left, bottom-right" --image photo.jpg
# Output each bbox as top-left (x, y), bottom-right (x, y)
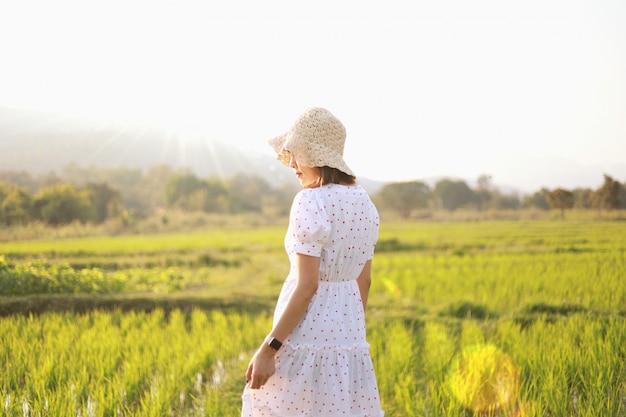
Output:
top-left (1, 0), bottom-right (625, 192)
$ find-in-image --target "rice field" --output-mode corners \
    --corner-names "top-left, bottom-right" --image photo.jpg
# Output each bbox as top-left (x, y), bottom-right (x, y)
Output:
top-left (0, 219), bottom-right (625, 416)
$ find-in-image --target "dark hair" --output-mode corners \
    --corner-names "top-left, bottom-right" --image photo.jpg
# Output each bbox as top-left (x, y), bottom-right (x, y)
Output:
top-left (317, 166), bottom-right (356, 186)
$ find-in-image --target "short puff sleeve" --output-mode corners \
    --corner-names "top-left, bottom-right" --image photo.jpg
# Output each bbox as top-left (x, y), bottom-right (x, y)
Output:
top-left (287, 189), bottom-right (331, 257)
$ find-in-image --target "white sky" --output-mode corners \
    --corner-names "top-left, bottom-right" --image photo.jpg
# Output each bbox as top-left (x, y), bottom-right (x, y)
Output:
top-left (1, 0), bottom-right (625, 192)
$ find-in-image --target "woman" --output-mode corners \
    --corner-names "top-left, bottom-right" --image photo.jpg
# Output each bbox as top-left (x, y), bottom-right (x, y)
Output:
top-left (242, 107), bottom-right (384, 417)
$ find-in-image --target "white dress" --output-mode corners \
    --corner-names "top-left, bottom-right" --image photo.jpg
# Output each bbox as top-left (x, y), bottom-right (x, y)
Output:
top-left (242, 184), bottom-right (384, 417)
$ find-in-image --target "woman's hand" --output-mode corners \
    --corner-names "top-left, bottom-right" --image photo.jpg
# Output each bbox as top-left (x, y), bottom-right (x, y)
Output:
top-left (245, 344), bottom-right (276, 389)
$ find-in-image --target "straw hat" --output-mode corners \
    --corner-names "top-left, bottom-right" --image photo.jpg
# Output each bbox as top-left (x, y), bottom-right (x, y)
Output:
top-left (269, 107), bottom-right (355, 177)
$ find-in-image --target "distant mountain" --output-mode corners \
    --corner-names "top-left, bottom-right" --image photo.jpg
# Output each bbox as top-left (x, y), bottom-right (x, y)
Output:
top-left (0, 107), bottom-right (386, 194)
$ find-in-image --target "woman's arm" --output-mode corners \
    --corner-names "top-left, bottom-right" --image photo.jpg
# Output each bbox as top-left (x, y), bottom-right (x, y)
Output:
top-left (268, 253), bottom-right (320, 341)
top-left (246, 253), bottom-right (319, 389)
top-left (356, 259), bottom-right (373, 312)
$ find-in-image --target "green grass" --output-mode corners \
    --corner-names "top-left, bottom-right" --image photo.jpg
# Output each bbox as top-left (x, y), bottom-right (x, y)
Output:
top-left (0, 219), bottom-right (625, 416)
top-left (0, 309), bottom-right (270, 416)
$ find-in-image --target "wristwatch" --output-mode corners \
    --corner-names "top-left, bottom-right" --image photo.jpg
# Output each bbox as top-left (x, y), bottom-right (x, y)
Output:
top-left (265, 335), bottom-right (283, 351)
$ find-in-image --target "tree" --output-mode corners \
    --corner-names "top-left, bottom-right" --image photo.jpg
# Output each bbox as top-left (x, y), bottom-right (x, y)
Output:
top-left (228, 174), bottom-right (272, 213)
top-left (164, 173), bottom-right (232, 212)
top-left (433, 179), bottom-right (477, 211)
top-left (203, 179), bottom-right (229, 212)
top-left (262, 182), bottom-right (299, 217)
top-left (620, 181), bottom-right (626, 209)
top-left (523, 188), bottom-right (550, 210)
top-left (572, 188), bottom-right (594, 209)
top-left (546, 188), bottom-right (574, 219)
top-left (493, 194), bottom-right (521, 210)
top-left (0, 182), bottom-right (33, 225)
top-left (592, 174), bottom-right (621, 211)
top-left (187, 179), bottom-right (229, 213)
top-left (376, 181), bottom-right (431, 219)
top-left (102, 167), bottom-right (148, 213)
top-left (85, 182), bottom-right (123, 223)
top-left (33, 184), bottom-right (95, 225)
top-left (475, 174), bottom-right (494, 211)
top-left (164, 173), bottom-right (206, 210)
top-left (138, 164), bottom-right (175, 209)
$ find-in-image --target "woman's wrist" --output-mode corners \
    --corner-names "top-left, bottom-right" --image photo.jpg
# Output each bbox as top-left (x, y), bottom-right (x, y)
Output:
top-left (259, 342), bottom-right (278, 356)
top-left (264, 335), bottom-right (283, 351)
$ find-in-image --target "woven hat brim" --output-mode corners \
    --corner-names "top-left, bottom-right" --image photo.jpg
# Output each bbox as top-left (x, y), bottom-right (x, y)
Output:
top-left (268, 132), bottom-right (291, 165)
top-left (269, 133), bottom-right (287, 155)
top-left (268, 133), bottom-right (354, 177)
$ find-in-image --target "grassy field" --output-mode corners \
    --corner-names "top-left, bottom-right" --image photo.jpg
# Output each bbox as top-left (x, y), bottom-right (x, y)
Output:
top-left (0, 219), bottom-right (625, 416)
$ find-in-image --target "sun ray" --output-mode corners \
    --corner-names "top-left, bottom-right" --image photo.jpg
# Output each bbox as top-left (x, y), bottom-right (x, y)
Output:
top-left (83, 124), bottom-right (137, 166)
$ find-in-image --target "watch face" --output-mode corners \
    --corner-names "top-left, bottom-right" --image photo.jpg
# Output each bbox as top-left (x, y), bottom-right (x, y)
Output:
top-left (269, 337), bottom-right (282, 350)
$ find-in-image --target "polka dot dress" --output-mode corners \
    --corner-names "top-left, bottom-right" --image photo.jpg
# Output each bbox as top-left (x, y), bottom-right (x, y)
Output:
top-left (242, 184), bottom-right (384, 417)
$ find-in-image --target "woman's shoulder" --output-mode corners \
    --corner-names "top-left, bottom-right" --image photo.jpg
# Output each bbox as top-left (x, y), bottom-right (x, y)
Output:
top-left (294, 187), bottom-right (321, 200)
top-left (294, 184), bottom-right (370, 203)
top-left (292, 187), bottom-right (324, 208)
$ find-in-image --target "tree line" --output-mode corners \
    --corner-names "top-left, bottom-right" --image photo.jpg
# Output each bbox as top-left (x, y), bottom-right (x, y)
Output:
top-left (0, 164), bottom-right (624, 227)
top-left (377, 174), bottom-right (626, 219)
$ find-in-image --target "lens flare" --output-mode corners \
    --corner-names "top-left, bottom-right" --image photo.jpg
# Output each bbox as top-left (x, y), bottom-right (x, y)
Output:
top-left (449, 344), bottom-right (520, 416)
